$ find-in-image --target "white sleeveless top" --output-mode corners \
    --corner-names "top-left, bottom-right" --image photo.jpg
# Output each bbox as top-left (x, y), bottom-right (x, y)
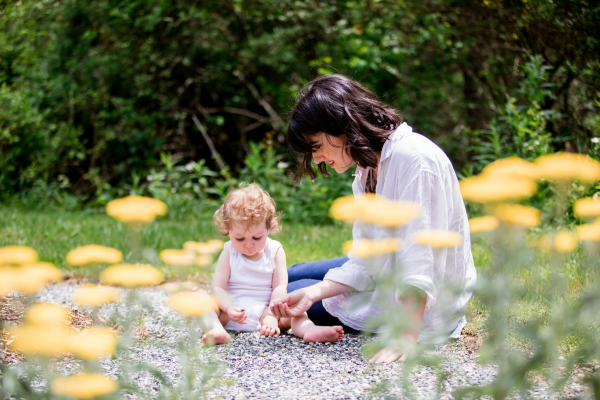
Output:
top-left (224, 237), bottom-right (282, 332)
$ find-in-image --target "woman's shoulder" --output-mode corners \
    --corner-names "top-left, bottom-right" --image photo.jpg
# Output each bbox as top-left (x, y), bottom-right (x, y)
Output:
top-left (388, 126), bottom-right (453, 176)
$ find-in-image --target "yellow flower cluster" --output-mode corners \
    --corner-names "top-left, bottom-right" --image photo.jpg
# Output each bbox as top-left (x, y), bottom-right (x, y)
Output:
top-left (469, 216), bottom-right (500, 232)
top-left (51, 374), bottom-right (118, 399)
top-left (160, 239), bottom-right (224, 267)
top-left (342, 238), bottom-right (401, 258)
top-left (0, 245), bottom-right (38, 265)
top-left (460, 153), bottom-right (600, 204)
top-left (0, 246), bottom-right (63, 296)
top-left (494, 204), bottom-right (541, 228)
top-left (412, 230), bottom-right (463, 248)
top-left (330, 194), bottom-right (421, 227)
top-left (74, 285), bottom-right (121, 307)
top-left (99, 263), bottom-right (164, 287)
top-left (8, 303), bottom-right (117, 359)
top-left (106, 195), bottom-right (167, 223)
top-left (573, 197), bottom-right (600, 219)
top-left (66, 245), bottom-right (123, 266)
top-left (529, 230), bottom-right (579, 253)
top-left (168, 291), bottom-right (219, 316)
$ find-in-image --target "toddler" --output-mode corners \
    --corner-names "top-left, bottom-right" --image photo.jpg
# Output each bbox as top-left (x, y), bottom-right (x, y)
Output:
top-left (202, 183), bottom-right (345, 345)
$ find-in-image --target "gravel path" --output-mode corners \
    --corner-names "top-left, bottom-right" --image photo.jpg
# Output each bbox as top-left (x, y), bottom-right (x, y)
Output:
top-left (0, 282), bottom-right (592, 399)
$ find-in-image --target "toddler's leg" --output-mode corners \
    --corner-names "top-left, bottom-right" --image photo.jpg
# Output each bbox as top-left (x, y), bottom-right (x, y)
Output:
top-left (291, 313), bottom-right (344, 343)
top-left (202, 309), bottom-right (231, 345)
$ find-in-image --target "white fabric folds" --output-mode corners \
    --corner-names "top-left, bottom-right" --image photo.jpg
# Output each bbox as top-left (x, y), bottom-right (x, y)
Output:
top-left (322, 123), bottom-right (477, 341)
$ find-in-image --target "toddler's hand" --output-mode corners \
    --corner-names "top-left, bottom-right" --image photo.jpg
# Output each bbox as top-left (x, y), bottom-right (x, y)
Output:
top-left (259, 315), bottom-right (280, 337)
top-left (227, 306), bottom-right (247, 324)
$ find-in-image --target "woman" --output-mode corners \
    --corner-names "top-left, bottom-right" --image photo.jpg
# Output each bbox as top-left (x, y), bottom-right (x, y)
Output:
top-left (271, 74), bottom-right (476, 363)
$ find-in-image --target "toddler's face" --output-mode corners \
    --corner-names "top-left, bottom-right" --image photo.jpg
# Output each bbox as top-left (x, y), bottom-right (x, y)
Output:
top-left (228, 220), bottom-right (269, 259)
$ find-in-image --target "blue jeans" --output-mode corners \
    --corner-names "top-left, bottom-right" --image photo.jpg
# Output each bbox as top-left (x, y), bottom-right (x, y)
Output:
top-left (287, 257), bottom-right (358, 333)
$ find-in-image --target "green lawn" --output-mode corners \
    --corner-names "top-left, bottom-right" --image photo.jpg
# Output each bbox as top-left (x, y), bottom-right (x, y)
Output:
top-left (0, 207), bottom-right (352, 275)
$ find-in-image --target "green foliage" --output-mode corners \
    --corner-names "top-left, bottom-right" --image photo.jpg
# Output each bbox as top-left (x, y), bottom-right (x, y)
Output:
top-left (1, 0), bottom-right (599, 201)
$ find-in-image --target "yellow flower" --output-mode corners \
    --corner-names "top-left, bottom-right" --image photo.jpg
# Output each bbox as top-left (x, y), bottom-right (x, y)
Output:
top-left (11, 263), bottom-right (63, 294)
top-left (66, 245), bottom-right (123, 266)
top-left (494, 204), bottom-right (541, 228)
top-left (183, 240), bottom-right (224, 254)
top-left (21, 262), bottom-right (63, 282)
top-left (357, 197), bottom-right (422, 228)
top-left (0, 246), bottom-right (38, 266)
top-left (554, 231), bottom-right (578, 253)
top-left (99, 264), bottom-right (164, 287)
top-left (51, 374), bottom-right (119, 399)
top-left (0, 267), bottom-right (16, 296)
top-left (576, 223), bottom-right (600, 241)
top-left (25, 303), bottom-right (70, 326)
top-left (329, 195), bottom-right (357, 224)
top-left (481, 157), bottom-right (540, 179)
top-left (105, 195), bottom-right (167, 223)
top-left (459, 175), bottom-right (537, 203)
top-left (528, 236), bottom-right (553, 252)
top-left (573, 197), bottom-right (600, 219)
top-left (159, 249), bottom-right (195, 266)
top-left (412, 230), bottom-right (463, 248)
top-left (195, 254), bottom-right (214, 267)
top-left (161, 281), bottom-right (197, 293)
top-left (168, 292), bottom-right (218, 316)
top-left (69, 328), bottom-right (117, 360)
top-left (74, 285), bottom-right (121, 307)
top-left (7, 325), bottom-right (70, 356)
top-left (468, 216), bottom-right (500, 232)
top-left (330, 194), bottom-right (421, 227)
top-left (535, 152), bottom-right (600, 182)
top-left (342, 238), bottom-right (402, 258)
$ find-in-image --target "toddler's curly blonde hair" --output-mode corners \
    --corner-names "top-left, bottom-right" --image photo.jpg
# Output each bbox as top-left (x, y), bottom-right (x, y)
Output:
top-left (214, 182), bottom-right (282, 236)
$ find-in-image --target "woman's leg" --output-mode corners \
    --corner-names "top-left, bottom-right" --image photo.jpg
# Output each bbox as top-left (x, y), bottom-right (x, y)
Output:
top-left (287, 257), bottom-right (349, 282)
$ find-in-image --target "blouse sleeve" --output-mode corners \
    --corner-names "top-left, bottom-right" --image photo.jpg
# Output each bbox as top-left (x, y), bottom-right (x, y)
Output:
top-left (393, 170), bottom-right (450, 309)
top-left (323, 216), bottom-right (375, 292)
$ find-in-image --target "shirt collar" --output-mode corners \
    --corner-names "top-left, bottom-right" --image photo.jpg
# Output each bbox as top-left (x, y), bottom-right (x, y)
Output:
top-left (380, 122), bottom-right (411, 163)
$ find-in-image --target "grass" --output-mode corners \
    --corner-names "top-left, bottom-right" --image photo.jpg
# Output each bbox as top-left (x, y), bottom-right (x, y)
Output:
top-left (0, 207), bottom-right (352, 276)
top-left (3, 206), bottom-right (597, 354)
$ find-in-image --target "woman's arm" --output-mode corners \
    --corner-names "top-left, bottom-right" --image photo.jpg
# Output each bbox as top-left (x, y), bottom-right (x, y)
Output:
top-left (211, 249), bottom-right (247, 324)
top-left (270, 279), bottom-right (354, 318)
top-left (369, 287), bottom-right (427, 363)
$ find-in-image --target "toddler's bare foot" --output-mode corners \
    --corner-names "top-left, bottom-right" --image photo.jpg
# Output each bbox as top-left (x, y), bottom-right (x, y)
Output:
top-left (303, 325), bottom-right (344, 343)
top-left (202, 326), bottom-right (231, 345)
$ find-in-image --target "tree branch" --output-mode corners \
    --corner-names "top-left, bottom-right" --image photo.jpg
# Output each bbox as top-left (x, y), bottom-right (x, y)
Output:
top-left (233, 70), bottom-right (285, 133)
top-left (190, 114), bottom-right (227, 174)
top-left (203, 107), bottom-right (269, 122)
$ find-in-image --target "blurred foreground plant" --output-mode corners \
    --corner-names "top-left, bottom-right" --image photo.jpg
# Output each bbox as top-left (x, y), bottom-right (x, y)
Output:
top-left (0, 195), bottom-right (229, 399)
top-left (330, 152), bottom-right (600, 398)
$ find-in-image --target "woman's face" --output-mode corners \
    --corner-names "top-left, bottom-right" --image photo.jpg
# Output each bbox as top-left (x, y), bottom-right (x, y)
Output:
top-left (310, 132), bottom-right (355, 173)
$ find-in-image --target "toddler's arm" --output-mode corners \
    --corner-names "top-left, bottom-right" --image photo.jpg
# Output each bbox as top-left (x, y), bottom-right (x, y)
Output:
top-left (259, 247), bottom-right (288, 336)
top-left (212, 249), bottom-right (247, 324)
top-left (270, 247), bottom-right (288, 303)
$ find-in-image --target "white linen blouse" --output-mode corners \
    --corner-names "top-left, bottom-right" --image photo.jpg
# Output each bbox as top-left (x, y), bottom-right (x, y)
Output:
top-left (322, 123), bottom-right (477, 341)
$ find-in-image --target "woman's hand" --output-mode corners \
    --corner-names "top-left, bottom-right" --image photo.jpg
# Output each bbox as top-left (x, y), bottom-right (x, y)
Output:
top-left (368, 348), bottom-right (407, 363)
top-left (226, 306), bottom-right (247, 324)
top-left (270, 289), bottom-right (313, 318)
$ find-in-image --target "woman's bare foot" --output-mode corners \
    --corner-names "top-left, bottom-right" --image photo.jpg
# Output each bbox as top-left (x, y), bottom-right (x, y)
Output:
top-left (303, 325), bottom-right (344, 343)
top-left (202, 326), bottom-right (231, 345)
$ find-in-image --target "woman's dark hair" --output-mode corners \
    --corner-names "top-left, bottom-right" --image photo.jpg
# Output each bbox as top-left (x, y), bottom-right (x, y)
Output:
top-left (287, 74), bottom-right (403, 180)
